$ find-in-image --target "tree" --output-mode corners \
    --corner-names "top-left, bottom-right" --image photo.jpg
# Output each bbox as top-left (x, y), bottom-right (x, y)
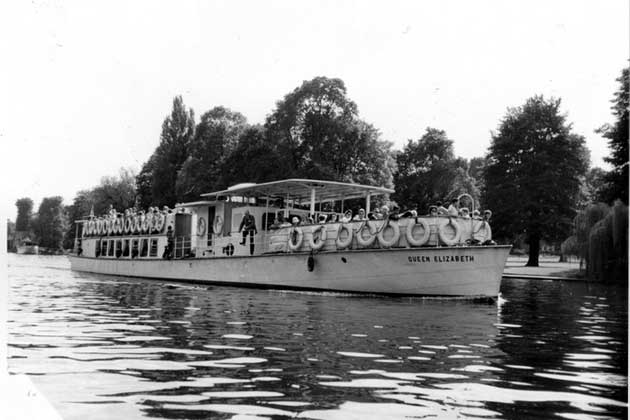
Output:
top-left (176, 106), bottom-right (248, 201)
top-left (138, 96), bottom-right (195, 207)
top-left (265, 76), bottom-right (393, 186)
top-left (33, 196), bottom-right (67, 250)
top-left (219, 125), bottom-right (288, 187)
top-left (596, 67), bottom-right (629, 204)
top-left (15, 197), bottom-right (33, 232)
top-left (392, 128), bottom-right (460, 212)
top-left (483, 96), bottom-right (589, 266)
top-left (92, 167), bottom-right (137, 214)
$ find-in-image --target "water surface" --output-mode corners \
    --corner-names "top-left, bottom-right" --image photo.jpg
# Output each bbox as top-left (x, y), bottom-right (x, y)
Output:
top-left (7, 254), bottom-right (628, 419)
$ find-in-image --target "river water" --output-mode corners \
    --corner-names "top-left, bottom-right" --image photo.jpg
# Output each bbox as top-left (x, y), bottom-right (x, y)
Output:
top-left (7, 254), bottom-right (628, 419)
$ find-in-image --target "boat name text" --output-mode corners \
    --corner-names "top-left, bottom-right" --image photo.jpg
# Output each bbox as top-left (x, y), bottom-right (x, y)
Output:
top-left (408, 255), bottom-right (475, 263)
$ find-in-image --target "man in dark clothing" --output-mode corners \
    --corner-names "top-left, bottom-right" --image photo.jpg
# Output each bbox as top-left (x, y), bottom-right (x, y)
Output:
top-left (238, 210), bottom-right (257, 254)
top-left (165, 226), bottom-right (174, 259)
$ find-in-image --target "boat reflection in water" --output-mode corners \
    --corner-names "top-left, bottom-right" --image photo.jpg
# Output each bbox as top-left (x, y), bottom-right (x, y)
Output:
top-left (8, 255), bottom-right (628, 419)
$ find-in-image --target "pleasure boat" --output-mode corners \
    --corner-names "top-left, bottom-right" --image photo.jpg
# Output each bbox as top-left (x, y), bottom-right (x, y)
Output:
top-left (69, 179), bottom-right (510, 297)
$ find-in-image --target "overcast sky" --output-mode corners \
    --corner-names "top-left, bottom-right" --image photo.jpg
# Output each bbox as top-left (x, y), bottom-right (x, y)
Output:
top-left (1, 0), bottom-right (628, 221)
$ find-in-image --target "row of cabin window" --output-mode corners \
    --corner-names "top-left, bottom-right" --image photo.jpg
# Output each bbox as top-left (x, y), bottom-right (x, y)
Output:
top-left (97, 238), bottom-right (159, 258)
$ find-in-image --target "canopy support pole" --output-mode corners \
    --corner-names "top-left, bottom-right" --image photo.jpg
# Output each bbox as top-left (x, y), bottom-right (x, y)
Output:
top-left (310, 188), bottom-right (316, 217)
top-left (366, 193), bottom-right (371, 214)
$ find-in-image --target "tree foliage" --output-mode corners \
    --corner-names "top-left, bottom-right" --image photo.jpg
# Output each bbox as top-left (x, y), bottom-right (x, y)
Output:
top-left (32, 196), bottom-right (67, 250)
top-left (138, 96), bottom-right (195, 207)
top-left (393, 128), bottom-right (479, 212)
top-left (483, 95), bottom-right (589, 266)
top-left (596, 67), bottom-right (629, 204)
top-left (15, 197), bottom-right (34, 231)
top-left (176, 106), bottom-right (248, 201)
top-left (265, 77), bottom-right (393, 186)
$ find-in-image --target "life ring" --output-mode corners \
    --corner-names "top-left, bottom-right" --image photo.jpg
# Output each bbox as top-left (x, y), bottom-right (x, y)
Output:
top-left (438, 220), bottom-right (461, 246)
top-left (377, 221), bottom-right (400, 248)
top-left (472, 220), bottom-right (492, 243)
top-left (87, 220), bottom-right (94, 236)
top-left (197, 217), bottom-right (207, 236)
top-left (213, 215), bottom-right (224, 235)
top-left (335, 223), bottom-right (353, 250)
top-left (154, 213), bottom-right (166, 233)
top-left (288, 227), bottom-right (304, 251)
top-left (141, 215), bottom-right (150, 233)
top-left (356, 221), bottom-right (376, 247)
top-left (96, 219), bottom-right (102, 235)
top-left (405, 218), bottom-right (430, 247)
top-left (124, 217), bottom-right (132, 234)
top-left (107, 218), bottom-right (113, 235)
top-left (309, 225), bottom-right (327, 251)
top-left (133, 215), bottom-right (140, 233)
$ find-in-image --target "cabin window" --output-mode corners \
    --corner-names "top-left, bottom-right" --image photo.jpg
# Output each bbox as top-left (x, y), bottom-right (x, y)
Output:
top-left (101, 241), bottom-right (107, 257)
top-left (107, 240), bottom-right (115, 257)
top-left (149, 239), bottom-right (158, 257)
top-left (131, 239), bottom-right (139, 258)
top-left (140, 239), bottom-right (149, 257)
top-left (115, 240), bottom-right (122, 258)
top-left (122, 239), bottom-right (130, 257)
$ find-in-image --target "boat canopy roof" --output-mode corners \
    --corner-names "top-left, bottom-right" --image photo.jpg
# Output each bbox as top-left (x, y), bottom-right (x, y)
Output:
top-left (199, 178), bottom-right (394, 203)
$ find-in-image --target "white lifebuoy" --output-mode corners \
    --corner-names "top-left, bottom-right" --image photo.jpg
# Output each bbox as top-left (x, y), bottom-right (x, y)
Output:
top-left (87, 220), bottom-right (94, 236)
top-left (124, 217), bottom-right (132, 234)
top-left (96, 219), bottom-right (103, 235)
top-left (356, 221), bottom-right (376, 247)
top-left (213, 215), bottom-right (224, 236)
top-left (472, 220), bottom-right (492, 243)
top-left (405, 218), bottom-right (430, 247)
top-left (140, 215), bottom-right (149, 233)
top-left (377, 221), bottom-right (401, 248)
top-left (197, 217), bottom-right (207, 236)
top-left (155, 213), bottom-right (166, 233)
top-left (309, 225), bottom-right (327, 250)
top-left (288, 227), bottom-right (304, 251)
top-left (335, 223), bottom-right (353, 250)
top-left (438, 220), bottom-right (461, 246)
top-left (133, 215), bottom-right (140, 233)
top-left (106, 218), bottom-right (113, 235)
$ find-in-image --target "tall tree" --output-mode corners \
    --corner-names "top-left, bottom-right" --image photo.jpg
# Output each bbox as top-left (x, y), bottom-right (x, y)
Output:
top-left (483, 96), bottom-right (589, 266)
top-left (393, 128), bottom-right (460, 212)
top-left (596, 67), bottom-right (629, 204)
top-left (33, 196), bottom-right (67, 250)
top-left (265, 76), bottom-right (393, 186)
top-left (176, 106), bottom-right (248, 201)
top-left (15, 197), bottom-right (33, 231)
top-left (138, 96), bottom-right (195, 207)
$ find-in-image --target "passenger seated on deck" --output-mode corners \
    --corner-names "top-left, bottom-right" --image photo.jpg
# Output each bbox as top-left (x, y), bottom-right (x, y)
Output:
top-left (447, 199), bottom-right (459, 217)
top-left (341, 210), bottom-right (352, 223)
top-left (399, 209), bottom-right (417, 218)
top-left (436, 201), bottom-right (448, 215)
top-left (429, 205), bottom-right (438, 217)
top-left (460, 208), bottom-right (470, 219)
top-left (483, 210), bottom-right (492, 222)
top-left (472, 210), bottom-right (481, 220)
top-left (389, 204), bottom-right (401, 221)
top-left (291, 216), bottom-right (301, 226)
top-left (352, 208), bottom-right (367, 221)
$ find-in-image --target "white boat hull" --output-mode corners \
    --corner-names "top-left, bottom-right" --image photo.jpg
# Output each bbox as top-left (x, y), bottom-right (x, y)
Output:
top-left (69, 245), bottom-right (511, 297)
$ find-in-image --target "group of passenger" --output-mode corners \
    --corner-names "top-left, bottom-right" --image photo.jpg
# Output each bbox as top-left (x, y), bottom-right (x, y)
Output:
top-left (266, 198), bottom-right (492, 230)
top-left (91, 204), bottom-right (174, 221)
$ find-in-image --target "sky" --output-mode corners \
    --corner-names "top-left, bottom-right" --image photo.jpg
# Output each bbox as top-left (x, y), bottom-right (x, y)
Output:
top-left (1, 0), bottom-right (628, 222)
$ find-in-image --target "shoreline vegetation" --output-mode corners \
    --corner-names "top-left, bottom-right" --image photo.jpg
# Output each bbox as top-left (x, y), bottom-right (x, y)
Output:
top-left (6, 69), bottom-right (628, 285)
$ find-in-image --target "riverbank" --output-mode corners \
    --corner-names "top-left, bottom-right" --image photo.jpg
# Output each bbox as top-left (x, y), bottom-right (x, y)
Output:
top-left (503, 255), bottom-right (585, 281)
